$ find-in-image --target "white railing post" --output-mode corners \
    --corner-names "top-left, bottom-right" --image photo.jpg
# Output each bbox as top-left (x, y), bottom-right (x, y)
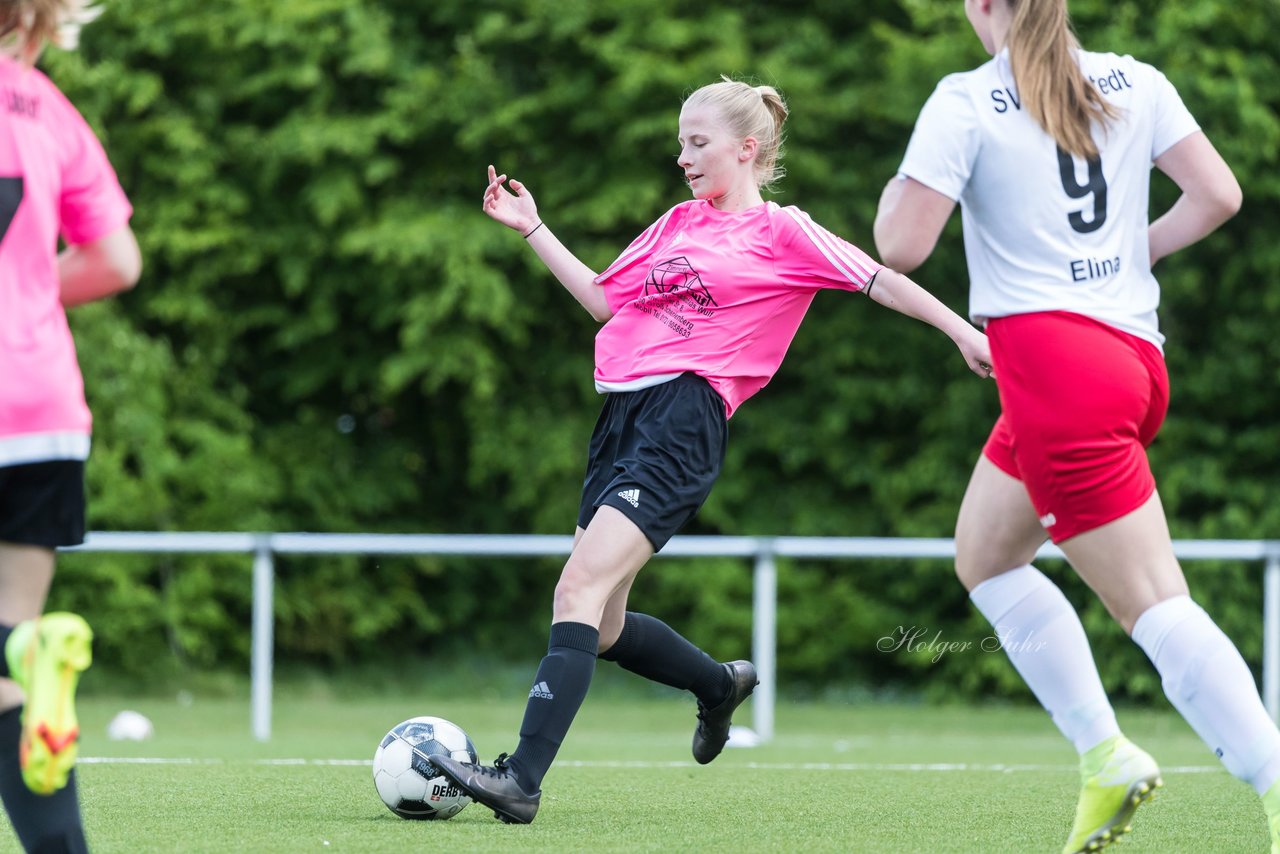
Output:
top-left (751, 543), bottom-right (777, 743)
top-left (251, 536), bottom-right (275, 742)
top-left (1265, 550), bottom-right (1280, 723)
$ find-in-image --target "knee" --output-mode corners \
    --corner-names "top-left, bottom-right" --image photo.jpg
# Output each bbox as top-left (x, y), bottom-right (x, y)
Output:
top-left (954, 542), bottom-right (1011, 593)
top-left (1115, 591), bottom-right (1176, 637)
top-left (552, 559), bottom-right (604, 620)
top-left (954, 518), bottom-right (997, 591)
top-left (551, 575), bottom-right (584, 618)
top-left (1106, 561), bottom-right (1190, 636)
top-left (954, 529), bottom-right (1043, 593)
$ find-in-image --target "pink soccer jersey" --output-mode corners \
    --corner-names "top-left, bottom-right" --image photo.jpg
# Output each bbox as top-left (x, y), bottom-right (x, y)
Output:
top-left (593, 199), bottom-right (881, 418)
top-left (0, 56), bottom-right (132, 466)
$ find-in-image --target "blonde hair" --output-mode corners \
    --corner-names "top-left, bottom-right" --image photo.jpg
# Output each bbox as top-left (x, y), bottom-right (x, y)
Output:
top-left (1006, 0), bottom-right (1119, 160)
top-left (0, 0), bottom-right (101, 59)
top-left (683, 76), bottom-right (789, 189)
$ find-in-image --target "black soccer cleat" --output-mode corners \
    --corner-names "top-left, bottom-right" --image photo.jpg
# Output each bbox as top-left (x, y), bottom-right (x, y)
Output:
top-left (430, 753), bottom-right (541, 825)
top-left (692, 660), bottom-right (759, 765)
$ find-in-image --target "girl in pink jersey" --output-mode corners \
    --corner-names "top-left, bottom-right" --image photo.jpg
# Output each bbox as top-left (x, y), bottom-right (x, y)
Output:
top-left (875, 1), bottom-right (1280, 851)
top-left (0, 2), bottom-right (140, 849)
top-left (430, 77), bottom-right (992, 824)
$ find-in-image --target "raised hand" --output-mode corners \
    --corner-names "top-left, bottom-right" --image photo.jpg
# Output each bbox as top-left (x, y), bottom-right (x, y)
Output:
top-left (483, 164), bottom-right (540, 235)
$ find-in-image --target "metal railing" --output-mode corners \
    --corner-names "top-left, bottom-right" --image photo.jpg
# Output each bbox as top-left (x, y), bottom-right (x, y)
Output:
top-left (67, 532), bottom-right (1280, 741)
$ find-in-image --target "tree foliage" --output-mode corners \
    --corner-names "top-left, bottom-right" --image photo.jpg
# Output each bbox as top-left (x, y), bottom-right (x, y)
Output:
top-left (43, 0), bottom-right (1280, 699)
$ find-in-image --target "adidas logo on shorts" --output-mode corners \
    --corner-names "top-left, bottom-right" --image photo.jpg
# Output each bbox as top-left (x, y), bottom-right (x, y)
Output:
top-left (617, 489), bottom-right (640, 508)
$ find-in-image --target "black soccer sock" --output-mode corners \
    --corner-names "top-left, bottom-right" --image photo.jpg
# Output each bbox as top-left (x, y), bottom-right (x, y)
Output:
top-left (0, 625), bottom-right (11, 679)
top-left (598, 612), bottom-right (730, 707)
top-left (507, 621), bottom-right (598, 793)
top-left (0, 706), bottom-right (88, 853)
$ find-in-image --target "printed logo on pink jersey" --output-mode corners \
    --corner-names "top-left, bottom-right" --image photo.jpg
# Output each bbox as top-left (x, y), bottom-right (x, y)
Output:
top-left (645, 256), bottom-right (714, 304)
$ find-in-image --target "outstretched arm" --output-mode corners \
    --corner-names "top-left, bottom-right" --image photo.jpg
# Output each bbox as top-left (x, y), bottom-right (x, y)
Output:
top-left (483, 165), bottom-right (612, 322)
top-left (866, 268), bottom-right (992, 379)
top-left (59, 224), bottom-right (142, 307)
top-left (1149, 132), bottom-right (1241, 267)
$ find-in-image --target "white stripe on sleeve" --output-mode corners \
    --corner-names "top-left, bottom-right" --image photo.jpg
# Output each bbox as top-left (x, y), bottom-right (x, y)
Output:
top-left (780, 207), bottom-right (879, 285)
top-left (596, 206), bottom-right (678, 282)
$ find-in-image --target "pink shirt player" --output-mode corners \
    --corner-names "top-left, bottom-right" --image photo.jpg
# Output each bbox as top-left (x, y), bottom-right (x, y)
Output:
top-left (0, 54), bottom-right (133, 467)
top-left (593, 199), bottom-right (881, 419)
top-left (0, 3), bottom-right (142, 829)
top-left (436, 78), bottom-right (993, 826)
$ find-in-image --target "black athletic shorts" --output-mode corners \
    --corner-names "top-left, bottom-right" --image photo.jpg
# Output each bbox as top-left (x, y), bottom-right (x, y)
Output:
top-left (577, 372), bottom-right (727, 551)
top-left (0, 460), bottom-right (86, 548)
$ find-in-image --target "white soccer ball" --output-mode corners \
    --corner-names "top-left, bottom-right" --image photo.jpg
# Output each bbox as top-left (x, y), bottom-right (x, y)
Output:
top-left (372, 716), bottom-right (478, 820)
top-left (106, 710), bottom-right (154, 741)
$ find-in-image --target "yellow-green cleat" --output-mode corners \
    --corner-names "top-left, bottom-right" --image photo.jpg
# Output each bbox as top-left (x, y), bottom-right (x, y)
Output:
top-left (1262, 777), bottom-right (1280, 854)
top-left (5, 612), bottom-right (93, 795)
top-left (1062, 735), bottom-right (1162, 854)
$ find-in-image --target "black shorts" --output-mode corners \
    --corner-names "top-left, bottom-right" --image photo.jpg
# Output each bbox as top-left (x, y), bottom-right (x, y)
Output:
top-left (577, 373), bottom-right (727, 551)
top-left (0, 460), bottom-right (86, 548)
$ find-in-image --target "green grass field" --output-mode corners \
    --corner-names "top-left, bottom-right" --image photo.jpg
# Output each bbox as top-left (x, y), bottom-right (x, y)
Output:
top-left (4, 675), bottom-right (1269, 853)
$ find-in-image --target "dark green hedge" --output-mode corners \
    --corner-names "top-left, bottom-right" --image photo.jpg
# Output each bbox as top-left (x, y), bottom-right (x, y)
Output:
top-left (44, 0), bottom-right (1280, 699)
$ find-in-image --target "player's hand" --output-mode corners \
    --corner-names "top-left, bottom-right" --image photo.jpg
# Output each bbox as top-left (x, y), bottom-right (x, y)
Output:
top-left (957, 327), bottom-right (994, 379)
top-left (483, 164), bottom-right (540, 235)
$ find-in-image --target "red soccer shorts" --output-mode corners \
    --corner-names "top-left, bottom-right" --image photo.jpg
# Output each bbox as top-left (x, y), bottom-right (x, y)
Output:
top-left (982, 311), bottom-right (1169, 543)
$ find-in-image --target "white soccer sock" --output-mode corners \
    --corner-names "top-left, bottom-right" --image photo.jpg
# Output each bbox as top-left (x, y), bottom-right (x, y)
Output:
top-left (970, 565), bottom-right (1120, 754)
top-left (1132, 595), bottom-right (1280, 794)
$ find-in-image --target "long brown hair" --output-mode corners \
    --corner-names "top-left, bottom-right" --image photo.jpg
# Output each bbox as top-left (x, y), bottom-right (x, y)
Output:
top-left (1006, 0), bottom-right (1118, 160)
top-left (0, 0), bottom-right (100, 59)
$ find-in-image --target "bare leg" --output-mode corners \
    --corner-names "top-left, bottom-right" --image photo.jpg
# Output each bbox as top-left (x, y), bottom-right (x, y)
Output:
top-left (1064, 493), bottom-right (1280, 796)
top-left (954, 456), bottom-right (1046, 590)
top-left (554, 506), bottom-right (653, 630)
top-left (0, 541), bottom-right (88, 852)
top-left (1056, 492), bottom-right (1187, 634)
top-left (956, 457), bottom-right (1122, 752)
top-left (0, 542), bottom-right (55, 710)
top-left (588, 522), bottom-right (643, 654)
top-left (955, 462), bottom-right (1163, 852)
top-left (484, 506), bottom-right (653, 806)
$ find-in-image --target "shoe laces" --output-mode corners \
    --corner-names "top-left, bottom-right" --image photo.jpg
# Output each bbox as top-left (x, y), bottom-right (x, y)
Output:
top-left (467, 752), bottom-right (513, 780)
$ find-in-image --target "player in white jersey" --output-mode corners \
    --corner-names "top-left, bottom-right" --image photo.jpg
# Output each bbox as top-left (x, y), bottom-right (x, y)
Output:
top-left (874, 0), bottom-right (1280, 852)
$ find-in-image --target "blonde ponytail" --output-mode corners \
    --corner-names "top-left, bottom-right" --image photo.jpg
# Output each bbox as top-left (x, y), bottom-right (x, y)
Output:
top-left (1006, 0), bottom-right (1118, 160)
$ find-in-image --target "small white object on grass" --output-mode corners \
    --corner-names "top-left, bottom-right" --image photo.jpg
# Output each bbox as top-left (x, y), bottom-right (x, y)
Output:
top-left (107, 710), bottom-right (154, 741)
top-left (726, 725), bottom-right (761, 748)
